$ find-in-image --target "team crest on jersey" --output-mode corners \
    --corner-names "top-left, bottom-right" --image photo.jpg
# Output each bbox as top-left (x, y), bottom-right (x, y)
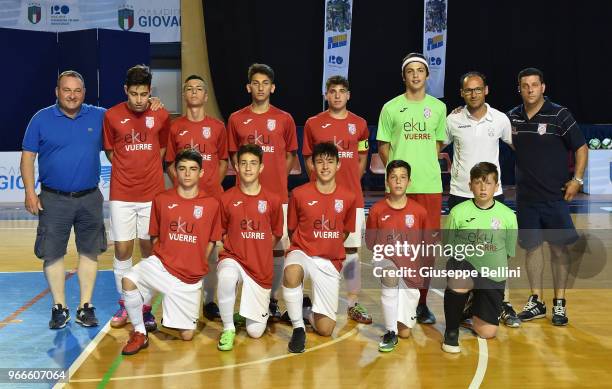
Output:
top-left (491, 217), bottom-right (501, 230)
top-left (488, 128), bottom-right (495, 137)
top-left (258, 200), bottom-right (267, 214)
top-left (423, 107), bottom-right (432, 119)
top-left (267, 119), bottom-right (276, 131)
top-left (193, 205), bottom-right (203, 219)
top-left (334, 199), bottom-right (344, 213)
top-left (405, 214), bottom-right (415, 228)
top-left (511, 126), bottom-right (518, 135)
top-left (145, 116), bottom-right (155, 129)
top-left (537, 123), bottom-right (547, 135)
top-left (202, 127), bottom-right (211, 139)
top-left (348, 123), bottom-right (356, 135)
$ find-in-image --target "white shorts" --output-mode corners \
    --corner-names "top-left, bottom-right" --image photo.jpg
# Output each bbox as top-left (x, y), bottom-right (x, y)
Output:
top-left (124, 255), bottom-right (202, 330)
top-left (344, 208), bottom-right (365, 248)
top-left (217, 258), bottom-right (271, 324)
top-left (284, 250), bottom-right (341, 321)
top-left (273, 203), bottom-right (289, 251)
top-left (109, 200), bottom-right (152, 241)
top-left (375, 258), bottom-right (420, 329)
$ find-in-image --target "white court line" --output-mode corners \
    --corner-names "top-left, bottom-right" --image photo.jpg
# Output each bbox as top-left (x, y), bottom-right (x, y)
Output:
top-left (601, 207), bottom-right (612, 212)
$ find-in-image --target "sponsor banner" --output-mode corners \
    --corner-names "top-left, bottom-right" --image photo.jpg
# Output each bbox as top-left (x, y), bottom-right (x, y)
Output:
top-left (0, 151), bottom-right (111, 202)
top-left (422, 0), bottom-right (448, 98)
top-left (322, 0), bottom-right (353, 95)
top-left (0, 0), bottom-right (180, 42)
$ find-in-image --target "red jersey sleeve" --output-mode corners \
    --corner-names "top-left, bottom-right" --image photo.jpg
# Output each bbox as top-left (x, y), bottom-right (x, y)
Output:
top-left (284, 114), bottom-right (298, 152)
top-left (103, 113), bottom-right (114, 151)
top-left (149, 195), bottom-right (161, 237)
top-left (209, 200), bottom-right (222, 242)
top-left (165, 126), bottom-right (177, 163)
top-left (219, 195), bottom-right (230, 234)
top-left (217, 123), bottom-right (229, 160)
top-left (343, 195), bottom-right (357, 234)
top-left (158, 110), bottom-right (171, 149)
top-left (227, 115), bottom-right (239, 153)
top-left (287, 190), bottom-right (299, 233)
top-left (302, 119), bottom-right (314, 157)
top-left (364, 204), bottom-right (378, 250)
top-left (271, 196), bottom-right (284, 238)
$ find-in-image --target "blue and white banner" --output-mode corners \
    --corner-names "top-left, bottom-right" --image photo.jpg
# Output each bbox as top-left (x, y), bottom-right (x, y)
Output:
top-left (0, 0), bottom-right (180, 42)
top-left (423, 0), bottom-right (448, 98)
top-left (322, 0), bottom-right (353, 95)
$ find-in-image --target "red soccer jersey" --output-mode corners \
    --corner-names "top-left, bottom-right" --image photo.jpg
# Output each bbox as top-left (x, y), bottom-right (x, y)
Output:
top-left (227, 105), bottom-right (298, 202)
top-left (302, 111), bottom-right (369, 208)
top-left (287, 182), bottom-right (356, 271)
top-left (103, 103), bottom-right (170, 202)
top-left (218, 186), bottom-right (284, 288)
top-left (165, 116), bottom-right (228, 199)
top-left (149, 188), bottom-right (222, 284)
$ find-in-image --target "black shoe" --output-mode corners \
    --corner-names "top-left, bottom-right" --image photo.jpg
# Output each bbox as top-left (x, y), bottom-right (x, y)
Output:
top-left (76, 303), bottom-right (98, 327)
top-left (303, 296), bottom-right (313, 309)
top-left (518, 294), bottom-right (546, 321)
top-left (551, 298), bottom-right (568, 326)
top-left (460, 291), bottom-right (473, 325)
top-left (288, 327), bottom-right (306, 353)
top-left (442, 329), bottom-right (460, 354)
top-left (378, 330), bottom-right (399, 352)
top-left (203, 302), bottom-right (221, 321)
top-left (501, 301), bottom-right (521, 328)
top-left (269, 298), bottom-right (282, 322)
top-left (49, 304), bottom-right (70, 329)
top-left (416, 303), bottom-right (436, 324)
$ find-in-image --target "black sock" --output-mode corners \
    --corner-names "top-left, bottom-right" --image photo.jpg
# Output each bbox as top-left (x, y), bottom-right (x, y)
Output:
top-left (444, 288), bottom-right (469, 331)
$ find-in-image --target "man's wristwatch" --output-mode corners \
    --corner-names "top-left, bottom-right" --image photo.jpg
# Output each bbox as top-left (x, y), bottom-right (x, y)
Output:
top-left (572, 177), bottom-right (584, 185)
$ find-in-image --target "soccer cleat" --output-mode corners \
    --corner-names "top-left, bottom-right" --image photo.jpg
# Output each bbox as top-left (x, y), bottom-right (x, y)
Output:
top-left (143, 305), bottom-right (157, 332)
top-left (122, 331), bottom-right (149, 355)
top-left (233, 313), bottom-right (246, 328)
top-left (378, 331), bottom-right (399, 352)
top-left (288, 327), bottom-right (306, 353)
top-left (442, 329), bottom-right (461, 354)
top-left (217, 329), bottom-right (236, 351)
top-left (110, 300), bottom-right (128, 328)
top-left (203, 302), bottom-right (221, 321)
top-left (551, 298), bottom-right (568, 326)
top-left (76, 303), bottom-right (99, 327)
top-left (347, 303), bottom-right (373, 324)
top-left (501, 301), bottom-right (521, 328)
top-left (518, 295), bottom-right (546, 321)
top-left (416, 303), bottom-right (436, 324)
top-left (269, 298), bottom-right (282, 322)
top-left (49, 304), bottom-right (70, 329)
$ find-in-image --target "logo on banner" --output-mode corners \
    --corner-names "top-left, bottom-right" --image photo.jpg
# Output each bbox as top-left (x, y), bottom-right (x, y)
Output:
top-left (258, 200), bottom-right (267, 214)
top-left (348, 123), bottom-right (356, 135)
top-left (405, 214), bottom-right (415, 228)
top-left (145, 116), bottom-right (155, 129)
top-left (327, 55), bottom-right (344, 65)
top-left (326, 0), bottom-right (352, 32)
top-left (537, 123), bottom-right (547, 135)
top-left (267, 119), bottom-right (276, 131)
top-left (334, 199), bottom-right (343, 213)
top-left (118, 6), bottom-right (135, 31)
top-left (427, 34), bottom-right (444, 50)
top-left (327, 34), bottom-right (348, 49)
top-left (27, 3), bottom-right (41, 24)
top-left (193, 205), bottom-right (203, 219)
top-left (202, 127), bottom-right (211, 139)
top-left (423, 107), bottom-right (432, 119)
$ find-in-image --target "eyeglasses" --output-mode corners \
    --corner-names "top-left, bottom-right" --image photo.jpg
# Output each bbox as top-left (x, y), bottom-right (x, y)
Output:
top-left (462, 87), bottom-right (485, 95)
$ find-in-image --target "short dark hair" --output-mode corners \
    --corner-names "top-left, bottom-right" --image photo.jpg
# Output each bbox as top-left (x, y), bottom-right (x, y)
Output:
top-left (236, 143), bottom-right (264, 163)
top-left (248, 63), bottom-right (274, 82)
top-left (469, 162), bottom-right (498, 182)
top-left (126, 64), bottom-right (152, 88)
top-left (175, 148), bottom-right (203, 169)
top-left (459, 71), bottom-right (487, 89)
top-left (386, 160), bottom-right (411, 178)
top-left (325, 75), bottom-right (349, 91)
top-left (517, 67), bottom-right (544, 84)
top-left (311, 142), bottom-right (339, 162)
top-left (183, 74), bottom-right (208, 92)
top-left (401, 52), bottom-right (429, 76)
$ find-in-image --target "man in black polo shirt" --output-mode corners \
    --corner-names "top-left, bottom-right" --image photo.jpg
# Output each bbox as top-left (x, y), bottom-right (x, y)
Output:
top-left (507, 67), bottom-right (587, 326)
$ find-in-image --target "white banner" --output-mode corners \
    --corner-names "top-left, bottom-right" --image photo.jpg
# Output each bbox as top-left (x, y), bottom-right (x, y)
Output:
top-left (322, 0), bottom-right (353, 95)
top-left (0, 152), bottom-right (111, 202)
top-left (423, 0), bottom-right (448, 98)
top-left (0, 0), bottom-right (180, 42)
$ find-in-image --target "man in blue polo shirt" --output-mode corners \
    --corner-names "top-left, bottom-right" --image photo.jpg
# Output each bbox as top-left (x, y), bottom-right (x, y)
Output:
top-left (507, 67), bottom-right (587, 326)
top-left (21, 70), bottom-right (107, 329)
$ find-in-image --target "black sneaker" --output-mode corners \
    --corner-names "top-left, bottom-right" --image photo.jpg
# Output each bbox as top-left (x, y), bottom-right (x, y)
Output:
top-left (551, 298), bottom-right (568, 326)
top-left (518, 295), bottom-right (546, 321)
top-left (501, 301), bottom-right (521, 328)
top-left (269, 298), bottom-right (282, 322)
top-left (49, 304), bottom-right (70, 329)
top-left (442, 329), bottom-right (461, 354)
top-left (288, 327), bottom-right (306, 353)
top-left (378, 330), bottom-right (398, 352)
top-left (76, 303), bottom-right (98, 327)
top-left (203, 302), bottom-right (221, 321)
top-left (416, 303), bottom-right (436, 324)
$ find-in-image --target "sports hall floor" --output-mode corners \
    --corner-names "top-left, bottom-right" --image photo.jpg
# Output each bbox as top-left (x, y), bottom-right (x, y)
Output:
top-left (1, 188), bottom-right (611, 388)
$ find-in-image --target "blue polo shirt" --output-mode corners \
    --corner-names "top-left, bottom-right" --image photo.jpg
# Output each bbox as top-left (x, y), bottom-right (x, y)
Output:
top-left (22, 103), bottom-right (106, 192)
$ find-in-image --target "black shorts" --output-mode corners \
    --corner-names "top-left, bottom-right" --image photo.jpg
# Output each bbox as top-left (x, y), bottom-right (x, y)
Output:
top-left (517, 200), bottom-right (578, 250)
top-left (446, 257), bottom-right (505, 326)
top-left (35, 189), bottom-right (107, 260)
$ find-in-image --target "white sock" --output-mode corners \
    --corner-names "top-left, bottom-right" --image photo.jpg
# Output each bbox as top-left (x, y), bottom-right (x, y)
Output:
top-left (381, 286), bottom-right (399, 333)
top-left (113, 257), bottom-right (132, 296)
top-left (246, 319), bottom-right (267, 338)
top-left (271, 256), bottom-right (284, 297)
top-left (307, 310), bottom-right (318, 333)
top-left (203, 247), bottom-right (219, 304)
top-left (217, 264), bottom-right (239, 331)
top-left (283, 285), bottom-right (304, 329)
top-left (504, 284), bottom-right (510, 302)
top-left (343, 253), bottom-right (361, 305)
top-left (123, 288), bottom-right (145, 334)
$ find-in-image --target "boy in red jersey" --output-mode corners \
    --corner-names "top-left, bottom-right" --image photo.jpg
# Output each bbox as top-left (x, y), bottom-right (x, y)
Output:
top-left (120, 149), bottom-right (221, 355)
top-left (303, 75), bottom-right (371, 324)
top-left (216, 144), bottom-right (284, 351)
top-left (165, 74), bottom-right (229, 321)
top-left (227, 63), bottom-right (298, 320)
top-left (103, 65), bottom-right (171, 330)
top-left (366, 160), bottom-right (427, 352)
top-left (283, 142), bottom-right (357, 353)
